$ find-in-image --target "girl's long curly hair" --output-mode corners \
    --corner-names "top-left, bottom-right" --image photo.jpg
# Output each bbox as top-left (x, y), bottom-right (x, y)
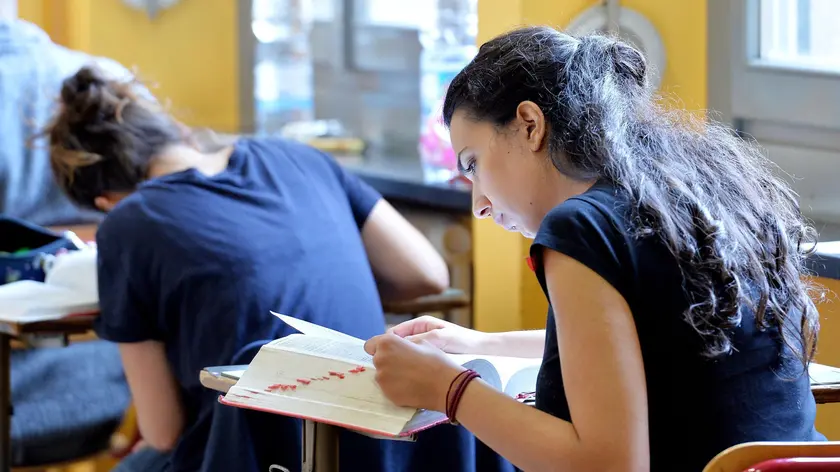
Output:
top-left (443, 26), bottom-right (823, 366)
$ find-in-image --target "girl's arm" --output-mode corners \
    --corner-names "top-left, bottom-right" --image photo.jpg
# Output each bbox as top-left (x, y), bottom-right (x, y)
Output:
top-left (479, 329), bottom-right (546, 358)
top-left (118, 340), bottom-right (185, 451)
top-left (387, 316), bottom-right (545, 357)
top-left (361, 200), bottom-right (450, 302)
top-left (452, 248), bottom-right (650, 471)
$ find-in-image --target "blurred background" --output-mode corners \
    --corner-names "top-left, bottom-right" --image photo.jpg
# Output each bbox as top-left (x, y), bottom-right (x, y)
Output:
top-left (6, 0), bottom-right (840, 470)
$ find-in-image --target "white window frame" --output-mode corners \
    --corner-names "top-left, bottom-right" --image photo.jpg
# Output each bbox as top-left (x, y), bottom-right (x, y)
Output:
top-left (708, 0), bottom-right (840, 223)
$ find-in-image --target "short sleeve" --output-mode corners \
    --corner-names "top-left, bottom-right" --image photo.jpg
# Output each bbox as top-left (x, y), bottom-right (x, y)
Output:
top-left (316, 151), bottom-right (382, 228)
top-left (529, 196), bottom-right (630, 298)
top-left (93, 200), bottom-right (161, 343)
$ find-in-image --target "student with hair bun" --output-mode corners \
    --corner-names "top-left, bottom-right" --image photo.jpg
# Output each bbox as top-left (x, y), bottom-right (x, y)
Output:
top-left (365, 26), bottom-right (826, 472)
top-left (42, 65), bottom-right (470, 472)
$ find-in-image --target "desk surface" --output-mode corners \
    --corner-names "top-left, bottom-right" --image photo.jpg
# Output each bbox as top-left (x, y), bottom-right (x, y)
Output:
top-left (0, 314), bottom-right (96, 338)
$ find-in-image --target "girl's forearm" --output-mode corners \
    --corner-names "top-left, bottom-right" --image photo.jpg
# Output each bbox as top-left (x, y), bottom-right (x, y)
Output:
top-left (453, 380), bottom-right (593, 472)
top-left (476, 329), bottom-right (546, 358)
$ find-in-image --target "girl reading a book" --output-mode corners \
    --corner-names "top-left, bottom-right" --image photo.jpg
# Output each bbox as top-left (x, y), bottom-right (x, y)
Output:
top-left (365, 27), bottom-right (826, 472)
top-left (40, 66), bottom-right (507, 472)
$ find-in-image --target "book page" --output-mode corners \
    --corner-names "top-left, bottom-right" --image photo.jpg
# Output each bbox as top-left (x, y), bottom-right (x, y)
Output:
top-left (448, 353), bottom-right (541, 396)
top-left (266, 333), bottom-right (374, 367)
top-left (0, 280), bottom-right (98, 322)
top-left (271, 312), bottom-right (364, 345)
top-left (810, 363), bottom-right (840, 385)
top-left (227, 343), bottom-right (416, 436)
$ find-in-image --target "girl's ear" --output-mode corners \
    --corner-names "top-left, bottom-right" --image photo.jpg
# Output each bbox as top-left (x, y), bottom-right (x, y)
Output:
top-left (94, 196), bottom-right (117, 213)
top-left (515, 100), bottom-right (547, 152)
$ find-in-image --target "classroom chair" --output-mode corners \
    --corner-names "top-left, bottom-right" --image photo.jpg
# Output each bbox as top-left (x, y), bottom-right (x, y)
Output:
top-left (382, 287), bottom-right (471, 328)
top-left (10, 333), bottom-right (134, 472)
top-left (703, 441), bottom-right (840, 472)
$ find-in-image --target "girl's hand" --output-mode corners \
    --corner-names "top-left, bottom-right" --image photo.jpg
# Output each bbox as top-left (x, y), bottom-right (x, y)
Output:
top-left (364, 333), bottom-right (464, 412)
top-left (388, 315), bottom-right (489, 354)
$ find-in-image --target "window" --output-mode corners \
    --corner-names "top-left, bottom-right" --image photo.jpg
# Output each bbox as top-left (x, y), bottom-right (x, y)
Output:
top-left (240, 0), bottom-right (478, 162)
top-left (759, 0), bottom-right (840, 72)
top-left (708, 0), bottom-right (840, 223)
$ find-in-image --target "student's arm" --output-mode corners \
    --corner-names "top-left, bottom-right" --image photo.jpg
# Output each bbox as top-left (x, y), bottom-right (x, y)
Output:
top-left (388, 315), bottom-right (545, 357)
top-left (449, 249), bottom-right (649, 471)
top-left (366, 249), bottom-right (649, 471)
top-left (118, 341), bottom-right (184, 451)
top-left (361, 200), bottom-right (450, 301)
top-left (319, 149), bottom-right (449, 301)
top-left (93, 204), bottom-right (184, 451)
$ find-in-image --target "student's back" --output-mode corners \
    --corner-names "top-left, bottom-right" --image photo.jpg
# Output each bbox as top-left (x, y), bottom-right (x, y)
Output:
top-left (46, 65), bottom-right (517, 472)
top-left (94, 137), bottom-right (398, 470)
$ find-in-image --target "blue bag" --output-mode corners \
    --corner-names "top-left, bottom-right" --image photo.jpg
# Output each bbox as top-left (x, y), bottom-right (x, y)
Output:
top-left (0, 216), bottom-right (81, 286)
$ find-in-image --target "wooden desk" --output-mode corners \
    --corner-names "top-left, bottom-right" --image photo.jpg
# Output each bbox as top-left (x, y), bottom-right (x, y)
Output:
top-left (0, 315), bottom-right (96, 472)
top-left (809, 363), bottom-right (840, 405)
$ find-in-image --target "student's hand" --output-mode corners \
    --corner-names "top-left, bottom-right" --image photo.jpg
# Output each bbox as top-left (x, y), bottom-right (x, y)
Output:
top-left (388, 315), bottom-right (489, 354)
top-left (364, 333), bottom-right (463, 412)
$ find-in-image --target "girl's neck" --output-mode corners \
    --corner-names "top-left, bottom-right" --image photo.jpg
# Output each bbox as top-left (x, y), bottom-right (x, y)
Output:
top-left (148, 143), bottom-right (234, 179)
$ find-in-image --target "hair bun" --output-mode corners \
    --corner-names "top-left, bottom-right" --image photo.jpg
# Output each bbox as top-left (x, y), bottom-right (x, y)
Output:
top-left (607, 40), bottom-right (647, 88)
top-left (59, 66), bottom-right (120, 121)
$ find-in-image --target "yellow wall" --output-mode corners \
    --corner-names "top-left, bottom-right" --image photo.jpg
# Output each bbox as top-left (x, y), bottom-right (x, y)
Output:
top-left (474, 0), bottom-right (707, 332)
top-left (814, 277), bottom-right (840, 440)
top-left (20, 0), bottom-right (241, 133)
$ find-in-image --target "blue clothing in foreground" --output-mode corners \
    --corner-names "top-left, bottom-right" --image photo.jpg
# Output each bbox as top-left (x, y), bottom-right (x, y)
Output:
top-left (95, 138), bottom-right (515, 472)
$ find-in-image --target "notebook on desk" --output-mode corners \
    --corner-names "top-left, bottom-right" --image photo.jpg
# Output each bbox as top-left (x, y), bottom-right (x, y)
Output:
top-left (216, 313), bottom-right (541, 439)
top-left (0, 249), bottom-right (98, 323)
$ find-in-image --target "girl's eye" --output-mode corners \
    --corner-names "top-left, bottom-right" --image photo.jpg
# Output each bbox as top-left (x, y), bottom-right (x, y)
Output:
top-left (464, 158), bottom-right (476, 175)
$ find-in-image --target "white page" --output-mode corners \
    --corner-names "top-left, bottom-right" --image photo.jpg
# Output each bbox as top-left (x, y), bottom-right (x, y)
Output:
top-left (448, 353), bottom-right (541, 394)
top-left (809, 363), bottom-right (840, 385)
top-left (44, 248), bottom-right (98, 298)
top-left (272, 312), bottom-right (364, 344)
top-left (0, 280), bottom-right (97, 322)
top-left (267, 333), bottom-right (374, 367)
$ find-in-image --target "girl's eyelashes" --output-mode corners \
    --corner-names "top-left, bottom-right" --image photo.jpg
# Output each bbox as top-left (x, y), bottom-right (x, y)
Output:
top-left (463, 157), bottom-right (476, 175)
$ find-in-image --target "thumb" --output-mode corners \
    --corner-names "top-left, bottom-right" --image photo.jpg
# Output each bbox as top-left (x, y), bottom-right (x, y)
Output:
top-left (364, 335), bottom-right (382, 355)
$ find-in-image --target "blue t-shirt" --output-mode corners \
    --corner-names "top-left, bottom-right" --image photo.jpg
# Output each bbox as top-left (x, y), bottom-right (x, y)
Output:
top-left (529, 181), bottom-right (823, 472)
top-left (94, 138), bottom-right (389, 471)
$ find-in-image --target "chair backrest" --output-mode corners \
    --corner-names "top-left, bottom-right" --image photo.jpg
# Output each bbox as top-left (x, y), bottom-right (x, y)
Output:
top-left (703, 442), bottom-right (840, 472)
top-left (746, 457), bottom-right (840, 471)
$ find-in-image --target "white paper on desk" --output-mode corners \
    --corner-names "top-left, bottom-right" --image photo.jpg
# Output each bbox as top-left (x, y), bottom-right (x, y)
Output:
top-left (0, 248), bottom-right (99, 322)
top-left (0, 280), bottom-right (97, 322)
top-left (271, 312), bottom-right (365, 345)
top-left (809, 363), bottom-right (840, 385)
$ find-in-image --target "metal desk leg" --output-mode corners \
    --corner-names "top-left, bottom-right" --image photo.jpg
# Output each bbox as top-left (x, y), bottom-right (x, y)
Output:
top-left (303, 420), bottom-right (315, 472)
top-left (0, 333), bottom-right (11, 472)
top-left (302, 420), bottom-right (339, 472)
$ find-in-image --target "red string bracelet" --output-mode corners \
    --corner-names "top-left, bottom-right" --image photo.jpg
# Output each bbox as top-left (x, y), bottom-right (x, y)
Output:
top-left (446, 369), bottom-right (480, 425)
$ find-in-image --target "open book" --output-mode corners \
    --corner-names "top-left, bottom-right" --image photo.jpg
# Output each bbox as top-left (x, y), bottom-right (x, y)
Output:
top-left (219, 313), bottom-right (541, 438)
top-left (0, 249), bottom-right (98, 323)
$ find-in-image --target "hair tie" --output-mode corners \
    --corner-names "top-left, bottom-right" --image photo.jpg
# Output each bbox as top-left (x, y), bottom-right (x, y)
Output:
top-left (446, 369), bottom-right (481, 425)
